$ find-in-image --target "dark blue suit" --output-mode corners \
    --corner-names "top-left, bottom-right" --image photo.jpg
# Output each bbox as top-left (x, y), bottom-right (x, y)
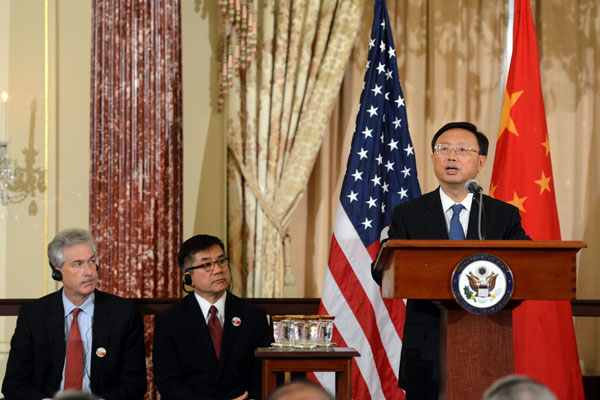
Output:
top-left (375, 188), bottom-right (530, 399)
top-left (1, 289), bottom-right (147, 400)
top-left (152, 292), bottom-right (272, 400)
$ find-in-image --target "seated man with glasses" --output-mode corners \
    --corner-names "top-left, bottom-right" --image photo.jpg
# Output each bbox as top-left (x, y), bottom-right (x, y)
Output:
top-left (153, 235), bottom-right (272, 400)
top-left (372, 122), bottom-right (530, 400)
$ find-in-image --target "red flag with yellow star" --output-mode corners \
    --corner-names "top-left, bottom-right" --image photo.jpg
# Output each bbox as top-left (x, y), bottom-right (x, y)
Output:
top-left (491, 0), bottom-right (584, 399)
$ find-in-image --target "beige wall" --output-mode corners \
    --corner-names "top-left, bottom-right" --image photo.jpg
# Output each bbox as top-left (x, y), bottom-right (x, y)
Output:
top-left (0, 0), bottom-right (10, 388)
top-left (181, 1), bottom-right (226, 241)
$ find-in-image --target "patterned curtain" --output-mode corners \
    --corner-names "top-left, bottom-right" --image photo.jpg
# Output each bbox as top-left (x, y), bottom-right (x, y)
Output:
top-left (226, 0), bottom-right (365, 298)
top-left (89, 0), bottom-right (183, 398)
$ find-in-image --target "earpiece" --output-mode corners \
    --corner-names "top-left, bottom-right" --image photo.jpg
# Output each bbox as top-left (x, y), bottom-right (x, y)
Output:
top-left (182, 273), bottom-right (193, 294)
top-left (51, 267), bottom-right (63, 281)
top-left (49, 260), bottom-right (62, 281)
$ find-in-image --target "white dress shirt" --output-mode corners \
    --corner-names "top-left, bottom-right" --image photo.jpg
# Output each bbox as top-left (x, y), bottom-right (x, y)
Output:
top-left (194, 291), bottom-right (226, 328)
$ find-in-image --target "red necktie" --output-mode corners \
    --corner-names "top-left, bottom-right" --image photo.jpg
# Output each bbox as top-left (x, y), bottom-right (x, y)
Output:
top-left (208, 305), bottom-right (222, 358)
top-left (64, 308), bottom-right (83, 390)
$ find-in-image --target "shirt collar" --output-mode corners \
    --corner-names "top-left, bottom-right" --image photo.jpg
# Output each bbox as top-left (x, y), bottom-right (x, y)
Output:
top-left (194, 291), bottom-right (227, 321)
top-left (439, 186), bottom-right (473, 212)
top-left (62, 290), bottom-right (95, 317)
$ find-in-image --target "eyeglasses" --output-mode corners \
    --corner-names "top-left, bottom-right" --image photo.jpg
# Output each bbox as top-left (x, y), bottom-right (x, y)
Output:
top-left (185, 257), bottom-right (229, 273)
top-left (434, 144), bottom-right (481, 156)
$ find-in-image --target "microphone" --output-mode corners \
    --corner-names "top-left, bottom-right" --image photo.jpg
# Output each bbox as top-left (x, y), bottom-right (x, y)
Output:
top-left (465, 179), bottom-right (483, 194)
top-left (464, 179), bottom-right (485, 240)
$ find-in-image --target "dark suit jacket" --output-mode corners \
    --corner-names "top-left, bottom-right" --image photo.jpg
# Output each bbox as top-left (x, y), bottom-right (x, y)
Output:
top-left (376, 188), bottom-right (530, 400)
top-left (152, 292), bottom-right (273, 400)
top-left (1, 289), bottom-right (147, 400)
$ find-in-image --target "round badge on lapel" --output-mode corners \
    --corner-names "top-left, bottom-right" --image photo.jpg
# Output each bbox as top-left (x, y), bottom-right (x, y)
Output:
top-left (232, 317), bottom-right (242, 327)
top-left (96, 347), bottom-right (107, 358)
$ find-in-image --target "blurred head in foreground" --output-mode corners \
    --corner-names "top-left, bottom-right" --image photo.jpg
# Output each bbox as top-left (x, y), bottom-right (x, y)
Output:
top-left (267, 380), bottom-right (333, 400)
top-left (481, 375), bottom-right (557, 400)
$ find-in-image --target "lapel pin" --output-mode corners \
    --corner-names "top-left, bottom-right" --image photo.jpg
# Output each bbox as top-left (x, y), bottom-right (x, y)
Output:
top-left (232, 317), bottom-right (241, 327)
top-left (96, 347), bottom-right (107, 358)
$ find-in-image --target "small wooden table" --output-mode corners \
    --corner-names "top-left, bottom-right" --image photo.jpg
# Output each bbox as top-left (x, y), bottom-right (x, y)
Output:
top-left (255, 347), bottom-right (360, 400)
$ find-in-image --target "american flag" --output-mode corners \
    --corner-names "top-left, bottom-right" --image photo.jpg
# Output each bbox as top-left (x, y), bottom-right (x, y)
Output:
top-left (317, 0), bottom-right (421, 398)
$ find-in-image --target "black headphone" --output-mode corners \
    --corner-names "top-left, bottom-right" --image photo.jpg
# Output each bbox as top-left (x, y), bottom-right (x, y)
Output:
top-left (51, 262), bottom-right (63, 281)
top-left (181, 266), bottom-right (194, 293)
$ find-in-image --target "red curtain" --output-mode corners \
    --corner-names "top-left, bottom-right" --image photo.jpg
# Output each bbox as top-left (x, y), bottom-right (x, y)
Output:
top-left (89, 1), bottom-right (183, 398)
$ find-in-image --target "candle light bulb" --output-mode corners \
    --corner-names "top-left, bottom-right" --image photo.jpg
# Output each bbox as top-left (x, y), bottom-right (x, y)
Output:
top-left (1, 91), bottom-right (7, 103)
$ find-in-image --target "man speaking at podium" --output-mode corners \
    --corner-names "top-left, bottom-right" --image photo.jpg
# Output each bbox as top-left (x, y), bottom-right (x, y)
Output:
top-left (373, 122), bottom-right (530, 399)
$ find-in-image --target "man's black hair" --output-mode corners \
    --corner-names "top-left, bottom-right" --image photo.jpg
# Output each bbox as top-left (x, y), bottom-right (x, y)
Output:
top-left (177, 235), bottom-right (225, 272)
top-left (431, 121), bottom-right (489, 156)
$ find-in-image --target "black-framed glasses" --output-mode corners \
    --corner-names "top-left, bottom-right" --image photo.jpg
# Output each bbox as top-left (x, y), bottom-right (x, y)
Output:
top-left (185, 257), bottom-right (229, 273)
top-left (434, 144), bottom-right (481, 156)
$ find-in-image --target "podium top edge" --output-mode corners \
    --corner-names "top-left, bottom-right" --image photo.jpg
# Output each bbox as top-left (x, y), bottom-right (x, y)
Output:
top-left (381, 240), bottom-right (587, 249)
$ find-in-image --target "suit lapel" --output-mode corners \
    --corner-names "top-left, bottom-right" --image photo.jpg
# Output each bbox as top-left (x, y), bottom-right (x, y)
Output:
top-left (183, 294), bottom-right (218, 365)
top-left (91, 290), bottom-right (113, 387)
top-left (424, 188), bottom-right (449, 239)
top-left (216, 293), bottom-right (243, 380)
top-left (45, 290), bottom-right (67, 388)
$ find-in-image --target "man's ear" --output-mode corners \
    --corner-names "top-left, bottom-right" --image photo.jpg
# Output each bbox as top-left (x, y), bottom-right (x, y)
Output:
top-left (478, 155), bottom-right (487, 171)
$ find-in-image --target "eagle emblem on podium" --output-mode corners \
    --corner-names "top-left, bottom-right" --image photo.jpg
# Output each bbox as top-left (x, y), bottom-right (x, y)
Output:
top-left (451, 254), bottom-right (514, 315)
top-left (466, 267), bottom-right (498, 299)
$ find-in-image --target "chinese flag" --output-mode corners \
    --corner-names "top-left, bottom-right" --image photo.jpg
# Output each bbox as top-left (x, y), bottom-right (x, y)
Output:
top-left (490, 0), bottom-right (584, 399)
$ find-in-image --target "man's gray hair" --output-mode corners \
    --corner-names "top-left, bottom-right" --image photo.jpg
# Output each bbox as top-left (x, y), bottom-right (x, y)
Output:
top-left (48, 229), bottom-right (97, 269)
top-left (482, 375), bottom-right (557, 400)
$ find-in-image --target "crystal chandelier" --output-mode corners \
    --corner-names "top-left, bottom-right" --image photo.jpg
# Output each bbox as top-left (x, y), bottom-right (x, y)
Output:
top-left (0, 141), bottom-right (18, 206)
top-left (0, 92), bottom-right (46, 212)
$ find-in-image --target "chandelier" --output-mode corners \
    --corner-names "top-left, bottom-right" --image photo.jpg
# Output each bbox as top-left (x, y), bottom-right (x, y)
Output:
top-left (0, 92), bottom-right (46, 212)
top-left (0, 141), bottom-right (18, 206)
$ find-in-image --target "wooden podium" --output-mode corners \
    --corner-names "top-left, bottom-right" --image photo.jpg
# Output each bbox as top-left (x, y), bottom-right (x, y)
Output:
top-left (374, 240), bottom-right (585, 400)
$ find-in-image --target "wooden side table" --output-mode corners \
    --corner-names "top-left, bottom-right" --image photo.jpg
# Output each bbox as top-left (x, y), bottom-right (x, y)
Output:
top-left (255, 347), bottom-right (360, 400)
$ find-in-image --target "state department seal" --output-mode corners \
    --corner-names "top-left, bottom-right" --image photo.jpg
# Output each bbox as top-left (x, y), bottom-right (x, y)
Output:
top-left (451, 253), bottom-right (513, 315)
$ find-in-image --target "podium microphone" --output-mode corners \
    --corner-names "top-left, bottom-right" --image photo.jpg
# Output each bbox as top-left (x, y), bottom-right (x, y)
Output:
top-left (465, 179), bottom-right (483, 194)
top-left (465, 179), bottom-right (485, 240)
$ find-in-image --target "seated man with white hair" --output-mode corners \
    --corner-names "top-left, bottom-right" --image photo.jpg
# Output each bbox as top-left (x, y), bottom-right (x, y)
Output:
top-left (2, 228), bottom-right (147, 400)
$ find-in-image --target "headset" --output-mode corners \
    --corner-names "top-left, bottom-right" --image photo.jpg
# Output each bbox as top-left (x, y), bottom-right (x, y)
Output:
top-left (183, 273), bottom-right (193, 287)
top-left (182, 264), bottom-right (202, 293)
top-left (50, 262), bottom-right (63, 281)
